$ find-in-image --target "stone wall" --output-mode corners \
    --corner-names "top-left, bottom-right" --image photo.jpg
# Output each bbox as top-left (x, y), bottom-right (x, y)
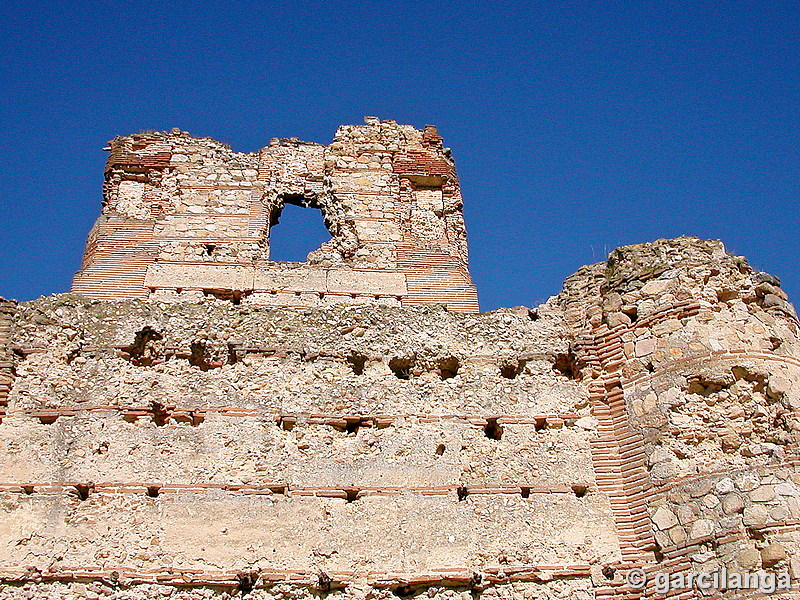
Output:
top-left (4, 237), bottom-right (800, 599)
top-left (71, 118), bottom-right (479, 313)
top-left (556, 237), bottom-right (800, 598)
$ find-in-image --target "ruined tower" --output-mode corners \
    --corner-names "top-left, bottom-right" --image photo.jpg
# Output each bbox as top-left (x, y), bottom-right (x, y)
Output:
top-left (71, 118), bottom-right (479, 312)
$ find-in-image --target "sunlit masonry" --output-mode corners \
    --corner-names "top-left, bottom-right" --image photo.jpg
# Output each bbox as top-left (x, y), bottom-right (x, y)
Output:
top-left (0, 118), bottom-right (798, 599)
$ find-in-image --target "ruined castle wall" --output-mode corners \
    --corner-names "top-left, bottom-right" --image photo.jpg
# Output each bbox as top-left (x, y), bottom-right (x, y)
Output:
top-left (1, 295), bottom-right (615, 599)
top-left (72, 119), bottom-right (479, 312)
top-left (554, 237), bottom-right (800, 598)
top-left (6, 238), bottom-right (800, 599)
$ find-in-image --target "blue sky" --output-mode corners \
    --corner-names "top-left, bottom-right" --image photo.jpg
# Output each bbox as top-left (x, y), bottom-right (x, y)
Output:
top-left (1, 1), bottom-right (797, 311)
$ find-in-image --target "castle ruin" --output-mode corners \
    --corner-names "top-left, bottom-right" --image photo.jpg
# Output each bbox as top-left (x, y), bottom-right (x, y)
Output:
top-left (0, 120), bottom-right (799, 599)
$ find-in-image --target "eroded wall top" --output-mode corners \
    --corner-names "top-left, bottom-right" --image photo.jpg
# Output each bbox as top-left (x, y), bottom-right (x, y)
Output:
top-left (72, 118), bottom-right (479, 312)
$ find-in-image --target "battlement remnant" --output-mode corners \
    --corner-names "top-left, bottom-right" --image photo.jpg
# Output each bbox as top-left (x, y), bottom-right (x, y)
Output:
top-left (72, 118), bottom-right (478, 311)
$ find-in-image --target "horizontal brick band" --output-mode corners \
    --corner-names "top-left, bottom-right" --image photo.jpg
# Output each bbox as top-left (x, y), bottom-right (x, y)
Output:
top-left (0, 481), bottom-right (594, 498)
top-left (0, 564), bottom-right (594, 589)
top-left (5, 407), bottom-right (584, 429)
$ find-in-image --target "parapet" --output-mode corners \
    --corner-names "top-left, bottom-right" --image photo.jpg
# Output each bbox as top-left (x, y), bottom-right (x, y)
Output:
top-left (71, 118), bottom-right (479, 312)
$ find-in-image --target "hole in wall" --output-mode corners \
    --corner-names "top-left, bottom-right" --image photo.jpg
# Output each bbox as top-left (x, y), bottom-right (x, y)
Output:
top-left (520, 487), bottom-right (531, 499)
top-left (203, 243), bottom-right (216, 256)
top-left (456, 486), bottom-right (469, 501)
top-left (348, 352), bottom-right (367, 375)
top-left (73, 483), bottom-right (93, 501)
top-left (122, 326), bottom-right (163, 366)
top-left (500, 360), bottom-right (525, 379)
top-left (22, 485), bottom-right (35, 495)
top-left (389, 356), bottom-right (415, 380)
top-left (344, 420), bottom-right (360, 434)
top-left (483, 418), bottom-right (503, 440)
top-left (268, 197), bottom-right (332, 262)
top-left (534, 418), bottom-right (547, 432)
top-left (38, 415), bottom-right (58, 425)
top-left (236, 571), bottom-right (258, 596)
top-left (146, 485), bottom-right (161, 498)
top-left (469, 572), bottom-right (483, 591)
top-left (717, 289), bottom-right (739, 303)
top-left (622, 305), bottom-right (638, 322)
top-left (653, 545), bottom-right (665, 563)
top-left (553, 349), bottom-right (580, 380)
top-left (279, 417), bottom-right (296, 431)
top-left (203, 289), bottom-right (249, 305)
top-left (528, 309), bottom-right (539, 321)
top-left (393, 585), bottom-right (414, 597)
top-left (344, 488), bottom-right (359, 503)
top-left (435, 443), bottom-right (446, 456)
top-left (438, 356), bottom-right (460, 380)
top-left (317, 572), bottom-right (333, 592)
top-left (227, 343), bottom-right (240, 364)
top-left (150, 402), bottom-right (171, 426)
top-left (571, 483), bottom-right (588, 498)
top-left (601, 566), bottom-right (616, 581)
top-left (188, 341), bottom-right (220, 371)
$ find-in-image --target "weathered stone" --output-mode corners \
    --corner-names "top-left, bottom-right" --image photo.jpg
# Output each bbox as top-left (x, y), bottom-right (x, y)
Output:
top-left (688, 479), bottom-right (715, 498)
top-left (769, 505), bottom-right (789, 521)
top-left (767, 375), bottom-right (791, 398)
top-left (668, 525), bottom-right (687, 544)
top-left (676, 504), bottom-right (698, 525)
top-left (743, 505), bottom-right (770, 526)
top-left (649, 461), bottom-right (677, 480)
top-left (736, 473), bottom-right (761, 492)
top-left (640, 279), bottom-right (673, 296)
top-left (750, 486), bottom-right (776, 502)
top-left (574, 416), bottom-right (597, 431)
top-left (634, 338), bottom-right (656, 357)
top-left (738, 547), bottom-right (762, 569)
top-left (689, 519), bottom-right (715, 539)
top-left (715, 478), bottom-right (735, 494)
top-left (605, 311), bottom-right (632, 328)
top-left (652, 507), bottom-right (679, 530)
top-left (722, 493), bottom-right (745, 515)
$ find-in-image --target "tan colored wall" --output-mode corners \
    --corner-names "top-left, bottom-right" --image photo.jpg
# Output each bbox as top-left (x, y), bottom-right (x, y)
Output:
top-left (6, 237), bottom-right (800, 599)
top-left (556, 237), bottom-right (800, 598)
top-left (72, 119), bottom-right (479, 312)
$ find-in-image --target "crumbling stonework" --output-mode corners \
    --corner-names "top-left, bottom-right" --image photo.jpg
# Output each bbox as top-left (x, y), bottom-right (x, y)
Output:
top-left (3, 236), bottom-right (799, 599)
top-left (71, 118), bottom-right (478, 312)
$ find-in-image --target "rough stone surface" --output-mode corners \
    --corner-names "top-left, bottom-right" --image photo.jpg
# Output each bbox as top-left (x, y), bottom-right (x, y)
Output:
top-left (3, 231), bottom-right (800, 599)
top-left (761, 543), bottom-right (787, 568)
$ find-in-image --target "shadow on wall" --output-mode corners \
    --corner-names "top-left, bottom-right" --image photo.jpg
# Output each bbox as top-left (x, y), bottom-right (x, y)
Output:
top-left (268, 202), bottom-right (332, 262)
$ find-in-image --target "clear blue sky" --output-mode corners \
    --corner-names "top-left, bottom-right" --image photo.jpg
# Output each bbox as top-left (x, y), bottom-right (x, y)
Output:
top-left (1, 1), bottom-right (798, 311)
